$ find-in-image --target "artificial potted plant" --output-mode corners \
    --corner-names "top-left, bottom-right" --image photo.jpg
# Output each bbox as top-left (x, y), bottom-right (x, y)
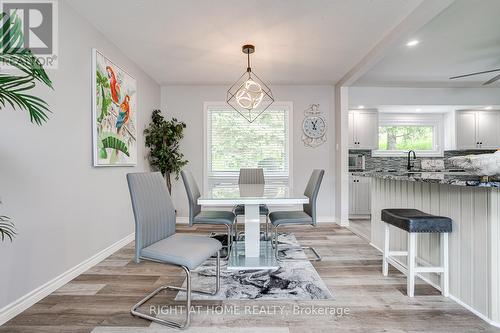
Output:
top-left (0, 11), bottom-right (53, 240)
top-left (144, 110), bottom-right (188, 194)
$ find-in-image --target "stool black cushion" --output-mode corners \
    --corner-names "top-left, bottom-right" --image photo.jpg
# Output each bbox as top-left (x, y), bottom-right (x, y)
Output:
top-left (381, 209), bottom-right (452, 233)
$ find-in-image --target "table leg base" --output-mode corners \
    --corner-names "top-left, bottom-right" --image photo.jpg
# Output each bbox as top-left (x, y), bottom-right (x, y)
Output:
top-left (227, 240), bottom-right (279, 270)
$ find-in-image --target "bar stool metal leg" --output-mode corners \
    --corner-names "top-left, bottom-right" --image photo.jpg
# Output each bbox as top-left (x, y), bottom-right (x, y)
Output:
top-left (407, 233), bottom-right (417, 297)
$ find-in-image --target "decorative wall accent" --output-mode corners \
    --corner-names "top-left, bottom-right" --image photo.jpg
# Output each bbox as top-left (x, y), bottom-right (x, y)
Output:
top-left (302, 104), bottom-right (327, 148)
top-left (92, 49), bottom-right (137, 166)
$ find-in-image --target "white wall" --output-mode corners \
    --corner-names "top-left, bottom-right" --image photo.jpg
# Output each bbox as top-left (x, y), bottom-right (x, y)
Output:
top-left (349, 86), bottom-right (500, 106)
top-left (0, 2), bottom-right (160, 310)
top-left (161, 85), bottom-right (336, 222)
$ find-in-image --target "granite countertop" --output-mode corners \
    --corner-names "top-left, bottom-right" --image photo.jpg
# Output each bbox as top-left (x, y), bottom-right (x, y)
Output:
top-left (355, 170), bottom-right (500, 187)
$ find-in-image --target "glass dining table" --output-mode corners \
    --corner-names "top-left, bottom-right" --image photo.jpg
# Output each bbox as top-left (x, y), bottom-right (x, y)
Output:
top-left (198, 183), bottom-right (308, 270)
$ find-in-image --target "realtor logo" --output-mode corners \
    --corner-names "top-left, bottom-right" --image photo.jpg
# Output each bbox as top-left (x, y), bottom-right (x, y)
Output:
top-left (0, 0), bottom-right (58, 68)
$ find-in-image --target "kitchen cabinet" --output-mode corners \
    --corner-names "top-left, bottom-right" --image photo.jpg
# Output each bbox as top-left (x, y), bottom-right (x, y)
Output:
top-left (456, 110), bottom-right (500, 149)
top-left (349, 110), bottom-right (378, 149)
top-left (349, 174), bottom-right (371, 217)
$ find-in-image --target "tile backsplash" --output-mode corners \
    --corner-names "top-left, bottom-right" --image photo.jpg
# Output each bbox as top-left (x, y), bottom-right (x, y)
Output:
top-left (349, 150), bottom-right (496, 171)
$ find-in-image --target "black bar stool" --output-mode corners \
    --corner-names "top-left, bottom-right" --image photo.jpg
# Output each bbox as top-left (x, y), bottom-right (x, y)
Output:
top-left (381, 208), bottom-right (452, 297)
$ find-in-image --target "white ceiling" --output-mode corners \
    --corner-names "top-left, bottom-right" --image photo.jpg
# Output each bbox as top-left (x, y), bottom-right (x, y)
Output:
top-left (355, 0), bottom-right (500, 87)
top-left (66, 0), bottom-right (422, 85)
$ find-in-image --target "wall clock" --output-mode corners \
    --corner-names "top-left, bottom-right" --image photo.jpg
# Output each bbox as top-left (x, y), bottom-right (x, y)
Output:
top-left (302, 104), bottom-right (327, 147)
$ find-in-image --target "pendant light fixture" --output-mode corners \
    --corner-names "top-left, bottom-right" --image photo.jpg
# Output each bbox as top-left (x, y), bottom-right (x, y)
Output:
top-left (226, 44), bottom-right (274, 123)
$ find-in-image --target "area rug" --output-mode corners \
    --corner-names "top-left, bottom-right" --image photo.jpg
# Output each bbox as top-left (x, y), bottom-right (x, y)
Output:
top-left (175, 233), bottom-right (333, 300)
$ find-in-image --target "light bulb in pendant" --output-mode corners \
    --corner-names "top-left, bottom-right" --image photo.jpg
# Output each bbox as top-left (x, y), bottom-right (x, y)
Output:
top-left (235, 79), bottom-right (264, 110)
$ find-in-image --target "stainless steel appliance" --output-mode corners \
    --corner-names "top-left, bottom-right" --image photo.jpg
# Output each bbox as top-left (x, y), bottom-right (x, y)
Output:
top-left (349, 154), bottom-right (365, 170)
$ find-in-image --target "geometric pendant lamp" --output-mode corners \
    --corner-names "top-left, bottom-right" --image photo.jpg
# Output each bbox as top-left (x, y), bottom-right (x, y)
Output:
top-left (226, 44), bottom-right (274, 123)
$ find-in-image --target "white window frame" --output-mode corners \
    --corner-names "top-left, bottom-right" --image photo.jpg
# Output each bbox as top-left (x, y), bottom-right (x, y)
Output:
top-left (373, 113), bottom-right (444, 157)
top-left (203, 101), bottom-right (293, 192)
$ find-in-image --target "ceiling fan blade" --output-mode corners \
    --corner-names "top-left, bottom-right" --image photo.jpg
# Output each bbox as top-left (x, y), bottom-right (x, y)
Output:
top-left (449, 68), bottom-right (500, 80)
top-left (483, 73), bottom-right (500, 85)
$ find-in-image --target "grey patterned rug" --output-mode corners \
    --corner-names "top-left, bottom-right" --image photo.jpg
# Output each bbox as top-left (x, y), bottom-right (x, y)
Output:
top-left (175, 233), bottom-right (332, 300)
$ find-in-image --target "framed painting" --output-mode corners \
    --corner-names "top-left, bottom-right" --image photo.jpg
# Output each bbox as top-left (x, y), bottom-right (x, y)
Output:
top-left (92, 49), bottom-right (137, 166)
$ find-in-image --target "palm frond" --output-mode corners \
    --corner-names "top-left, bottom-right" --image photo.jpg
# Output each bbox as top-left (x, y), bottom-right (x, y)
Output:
top-left (0, 11), bottom-right (53, 125)
top-left (0, 216), bottom-right (16, 242)
top-left (0, 12), bottom-right (52, 87)
top-left (0, 74), bottom-right (50, 125)
top-left (0, 11), bottom-right (23, 50)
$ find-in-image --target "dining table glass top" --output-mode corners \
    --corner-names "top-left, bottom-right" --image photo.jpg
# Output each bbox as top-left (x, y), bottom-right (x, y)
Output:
top-left (198, 183), bottom-right (308, 205)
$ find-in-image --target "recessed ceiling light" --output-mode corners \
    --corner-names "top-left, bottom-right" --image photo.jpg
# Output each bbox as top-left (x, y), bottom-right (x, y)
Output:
top-left (358, 105), bottom-right (365, 109)
top-left (485, 106), bottom-right (493, 110)
top-left (406, 39), bottom-right (419, 47)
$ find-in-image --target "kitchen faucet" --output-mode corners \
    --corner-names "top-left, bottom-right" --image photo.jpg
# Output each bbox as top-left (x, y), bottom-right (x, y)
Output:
top-left (407, 150), bottom-right (417, 171)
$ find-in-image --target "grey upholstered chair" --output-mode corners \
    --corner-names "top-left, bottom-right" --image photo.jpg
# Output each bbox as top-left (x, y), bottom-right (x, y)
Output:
top-left (269, 169), bottom-right (325, 262)
top-left (127, 172), bottom-right (222, 329)
top-left (233, 168), bottom-right (270, 240)
top-left (181, 170), bottom-right (236, 258)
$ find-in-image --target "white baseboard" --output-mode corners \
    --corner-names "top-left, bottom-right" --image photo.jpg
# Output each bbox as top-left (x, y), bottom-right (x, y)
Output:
top-left (448, 294), bottom-right (500, 328)
top-left (367, 241), bottom-right (500, 328)
top-left (317, 216), bottom-right (336, 223)
top-left (176, 216), bottom-right (189, 224)
top-left (369, 242), bottom-right (383, 253)
top-left (0, 232), bottom-right (134, 326)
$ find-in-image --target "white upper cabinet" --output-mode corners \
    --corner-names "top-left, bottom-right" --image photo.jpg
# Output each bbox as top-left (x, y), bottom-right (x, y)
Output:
top-left (349, 110), bottom-right (378, 149)
top-left (456, 111), bottom-right (477, 149)
top-left (477, 112), bottom-right (499, 149)
top-left (456, 110), bottom-right (500, 150)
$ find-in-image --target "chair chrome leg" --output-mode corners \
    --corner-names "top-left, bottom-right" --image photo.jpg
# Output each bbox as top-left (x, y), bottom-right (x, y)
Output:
top-left (222, 224), bottom-right (232, 260)
top-left (301, 246), bottom-right (322, 261)
top-left (274, 225), bottom-right (279, 257)
top-left (131, 252), bottom-right (221, 329)
top-left (233, 218), bottom-right (238, 243)
top-left (265, 214), bottom-right (269, 241)
top-left (208, 225), bottom-right (233, 260)
top-left (273, 225), bottom-right (322, 262)
top-left (167, 251), bottom-right (221, 295)
top-left (130, 266), bottom-right (191, 329)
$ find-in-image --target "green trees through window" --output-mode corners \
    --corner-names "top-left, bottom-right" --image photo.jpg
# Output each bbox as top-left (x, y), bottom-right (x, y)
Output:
top-left (208, 108), bottom-right (288, 175)
top-left (378, 125), bottom-right (433, 151)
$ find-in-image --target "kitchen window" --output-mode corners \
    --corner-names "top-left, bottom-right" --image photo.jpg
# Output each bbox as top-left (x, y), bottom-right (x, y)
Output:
top-left (204, 102), bottom-right (292, 189)
top-left (373, 113), bottom-right (444, 157)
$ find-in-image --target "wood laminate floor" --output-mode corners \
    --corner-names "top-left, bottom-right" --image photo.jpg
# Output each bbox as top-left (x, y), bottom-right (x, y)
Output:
top-left (2, 223), bottom-right (499, 333)
top-left (347, 219), bottom-right (371, 241)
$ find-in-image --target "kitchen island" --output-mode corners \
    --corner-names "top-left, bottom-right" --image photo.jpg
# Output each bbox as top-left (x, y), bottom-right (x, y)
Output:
top-left (362, 171), bottom-right (500, 327)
